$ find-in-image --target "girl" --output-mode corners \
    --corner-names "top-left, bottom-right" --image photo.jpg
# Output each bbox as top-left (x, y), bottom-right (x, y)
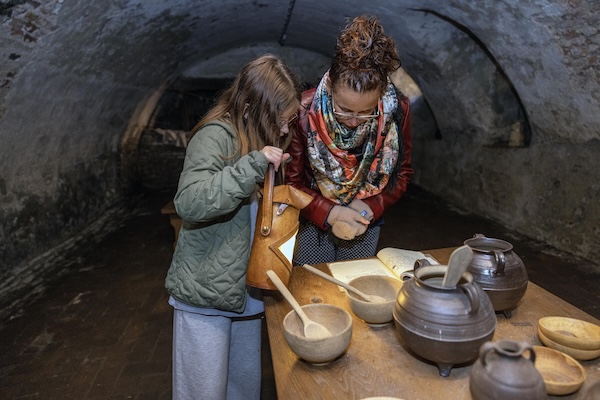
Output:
top-left (165, 54), bottom-right (301, 400)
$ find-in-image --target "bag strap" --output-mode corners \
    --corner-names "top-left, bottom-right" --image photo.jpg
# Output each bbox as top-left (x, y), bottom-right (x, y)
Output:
top-left (259, 164), bottom-right (275, 236)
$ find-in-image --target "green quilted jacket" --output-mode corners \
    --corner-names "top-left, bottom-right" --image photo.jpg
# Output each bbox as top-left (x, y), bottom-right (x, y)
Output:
top-left (165, 121), bottom-right (269, 312)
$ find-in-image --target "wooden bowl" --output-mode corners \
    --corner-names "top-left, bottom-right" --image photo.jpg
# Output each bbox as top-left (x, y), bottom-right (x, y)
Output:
top-left (283, 303), bottom-right (352, 365)
top-left (533, 345), bottom-right (586, 396)
top-left (346, 276), bottom-right (403, 325)
top-left (538, 316), bottom-right (600, 350)
top-left (538, 328), bottom-right (600, 360)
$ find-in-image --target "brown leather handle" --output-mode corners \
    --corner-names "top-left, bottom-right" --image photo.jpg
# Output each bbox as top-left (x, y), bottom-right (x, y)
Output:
top-left (260, 164), bottom-right (275, 236)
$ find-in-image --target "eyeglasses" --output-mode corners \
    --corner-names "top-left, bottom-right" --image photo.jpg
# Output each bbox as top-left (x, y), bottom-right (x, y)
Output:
top-left (279, 113), bottom-right (298, 128)
top-left (332, 98), bottom-right (380, 121)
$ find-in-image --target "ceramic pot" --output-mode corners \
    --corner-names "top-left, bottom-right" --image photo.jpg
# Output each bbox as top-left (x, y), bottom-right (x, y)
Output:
top-left (393, 260), bottom-right (496, 377)
top-left (464, 234), bottom-right (528, 318)
top-left (470, 340), bottom-right (547, 400)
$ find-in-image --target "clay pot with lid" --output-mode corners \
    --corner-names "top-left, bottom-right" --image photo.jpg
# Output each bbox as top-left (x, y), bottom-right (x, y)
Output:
top-left (393, 260), bottom-right (496, 377)
top-left (470, 340), bottom-right (547, 400)
top-left (464, 234), bottom-right (528, 318)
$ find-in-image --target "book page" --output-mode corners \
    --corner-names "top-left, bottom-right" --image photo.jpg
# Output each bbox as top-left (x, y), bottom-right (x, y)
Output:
top-left (327, 258), bottom-right (397, 286)
top-left (376, 247), bottom-right (439, 277)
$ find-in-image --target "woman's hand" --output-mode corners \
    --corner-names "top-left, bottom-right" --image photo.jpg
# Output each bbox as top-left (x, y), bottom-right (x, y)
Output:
top-left (326, 205), bottom-right (370, 240)
top-left (348, 199), bottom-right (374, 222)
top-left (261, 146), bottom-right (290, 171)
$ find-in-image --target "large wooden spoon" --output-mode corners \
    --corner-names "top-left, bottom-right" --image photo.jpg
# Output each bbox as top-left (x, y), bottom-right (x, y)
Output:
top-left (266, 270), bottom-right (332, 339)
top-left (442, 245), bottom-right (474, 287)
top-left (301, 264), bottom-right (387, 303)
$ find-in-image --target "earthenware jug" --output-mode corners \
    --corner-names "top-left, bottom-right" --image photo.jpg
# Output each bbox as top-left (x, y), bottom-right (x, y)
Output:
top-left (464, 234), bottom-right (528, 318)
top-left (393, 260), bottom-right (496, 377)
top-left (470, 340), bottom-right (547, 400)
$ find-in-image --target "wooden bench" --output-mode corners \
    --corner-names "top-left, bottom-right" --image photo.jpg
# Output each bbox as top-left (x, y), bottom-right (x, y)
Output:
top-left (161, 200), bottom-right (181, 249)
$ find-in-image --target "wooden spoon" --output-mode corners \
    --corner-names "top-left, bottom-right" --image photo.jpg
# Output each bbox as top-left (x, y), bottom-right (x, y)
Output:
top-left (266, 270), bottom-right (332, 339)
top-left (301, 264), bottom-right (387, 303)
top-left (442, 245), bottom-right (474, 287)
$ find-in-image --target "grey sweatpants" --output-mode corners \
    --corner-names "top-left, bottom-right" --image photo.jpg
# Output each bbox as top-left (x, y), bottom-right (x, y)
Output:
top-left (172, 310), bottom-right (262, 400)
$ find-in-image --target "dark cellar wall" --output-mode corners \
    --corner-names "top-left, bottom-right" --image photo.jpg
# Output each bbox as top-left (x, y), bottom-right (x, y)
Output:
top-left (1, 156), bottom-right (120, 265)
top-left (137, 136), bottom-right (185, 191)
top-left (136, 82), bottom-right (222, 190)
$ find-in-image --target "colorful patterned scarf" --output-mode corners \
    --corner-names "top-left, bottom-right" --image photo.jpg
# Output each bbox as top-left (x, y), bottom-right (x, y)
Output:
top-left (306, 71), bottom-right (401, 205)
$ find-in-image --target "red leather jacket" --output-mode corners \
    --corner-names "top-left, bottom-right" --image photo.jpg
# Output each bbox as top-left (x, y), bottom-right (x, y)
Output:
top-left (284, 87), bottom-right (413, 230)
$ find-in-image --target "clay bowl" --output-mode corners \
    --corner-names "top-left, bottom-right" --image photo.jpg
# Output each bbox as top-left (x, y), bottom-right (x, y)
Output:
top-left (346, 276), bottom-right (403, 325)
top-left (538, 316), bottom-right (600, 350)
top-left (533, 345), bottom-right (586, 396)
top-left (283, 303), bottom-right (352, 365)
top-left (538, 327), bottom-right (600, 360)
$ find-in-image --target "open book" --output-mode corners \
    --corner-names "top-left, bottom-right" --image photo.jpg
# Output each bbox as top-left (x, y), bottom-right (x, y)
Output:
top-left (327, 247), bottom-right (439, 285)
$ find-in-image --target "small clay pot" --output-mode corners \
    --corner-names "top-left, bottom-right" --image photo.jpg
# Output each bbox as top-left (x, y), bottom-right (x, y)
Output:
top-left (464, 234), bottom-right (528, 318)
top-left (470, 340), bottom-right (547, 400)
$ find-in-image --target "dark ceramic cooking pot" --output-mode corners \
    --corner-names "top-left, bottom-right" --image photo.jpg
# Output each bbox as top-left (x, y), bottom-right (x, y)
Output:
top-left (464, 234), bottom-right (528, 318)
top-left (393, 260), bottom-right (496, 377)
top-left (470, 340), bottom-right (547, 400)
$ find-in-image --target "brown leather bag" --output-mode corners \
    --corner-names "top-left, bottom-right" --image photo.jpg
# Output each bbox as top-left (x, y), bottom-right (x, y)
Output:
top-left (246, 164), bottom-right (313, 289)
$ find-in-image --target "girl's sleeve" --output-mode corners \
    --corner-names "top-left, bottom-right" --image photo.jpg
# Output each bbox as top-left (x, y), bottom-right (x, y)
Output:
top-left (173, 125), bottom-right (269, 223)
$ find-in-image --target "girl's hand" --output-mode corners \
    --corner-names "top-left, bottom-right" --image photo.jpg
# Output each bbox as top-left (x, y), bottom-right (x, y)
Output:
top-left (261, 146), bottom-right (290, 171)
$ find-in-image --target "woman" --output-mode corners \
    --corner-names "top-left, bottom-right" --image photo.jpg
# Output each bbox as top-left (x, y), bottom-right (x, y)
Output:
top-left (165, 54), bottom-right (301, 400)
top-left (285, 15), bottom-right (413, 265)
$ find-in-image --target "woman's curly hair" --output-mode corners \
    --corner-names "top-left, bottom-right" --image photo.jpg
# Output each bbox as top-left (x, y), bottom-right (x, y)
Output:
top-left (330, 15), bottom-right (401, 93)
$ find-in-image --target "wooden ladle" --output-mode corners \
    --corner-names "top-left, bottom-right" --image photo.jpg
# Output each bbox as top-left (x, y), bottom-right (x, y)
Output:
top-left (266, 270), bottom-right (332, 339)
top-left (442, 245), bottom-right (474, 287)
top-left (301, 264), bottom-right (387, 303)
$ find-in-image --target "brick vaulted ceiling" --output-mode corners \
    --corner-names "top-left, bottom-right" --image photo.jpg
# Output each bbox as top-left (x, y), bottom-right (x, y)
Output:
top-left (0, 1), bottom-right (599, 289)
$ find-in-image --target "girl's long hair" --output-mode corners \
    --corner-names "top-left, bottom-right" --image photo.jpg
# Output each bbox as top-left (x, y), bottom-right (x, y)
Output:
top-left (192, 54), bottom-right (301, 157)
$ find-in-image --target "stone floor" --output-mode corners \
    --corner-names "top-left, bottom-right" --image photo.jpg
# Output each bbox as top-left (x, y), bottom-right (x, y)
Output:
top-left (0, 185), bottom-right (598, 399)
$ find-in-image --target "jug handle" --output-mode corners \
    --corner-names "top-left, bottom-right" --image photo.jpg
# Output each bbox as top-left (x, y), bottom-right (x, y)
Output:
top-left (400, 271), bottom-right (413, 281)
top-left (523, 343), bottom-right (536, 364)
top-left (479, 341), bottom-right (497, 367)
top-left (459, 282), bottom-right (480, 315)
top-left (493, 250), bottom-right (505, 274)
top-left (414, 258), bottom-right (432, 272)
top-left (401, 259), bottom-right (432, 281)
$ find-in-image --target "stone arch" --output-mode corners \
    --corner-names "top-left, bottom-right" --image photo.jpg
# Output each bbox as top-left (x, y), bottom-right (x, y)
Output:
top-left (401, 8), bottom-right (531, 147)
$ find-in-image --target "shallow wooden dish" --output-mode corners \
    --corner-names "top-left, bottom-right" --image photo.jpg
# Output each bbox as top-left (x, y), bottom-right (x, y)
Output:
top-left (283, 303), bottom-right (352, 365)
top-left (533, 345), bottom-right (586, 396)
top-left (538, 328), bottom-right (600, 360)
top-left (538, 316), bottom-right (600, 350)
top-left (346, 276), bottom-right (403, 325)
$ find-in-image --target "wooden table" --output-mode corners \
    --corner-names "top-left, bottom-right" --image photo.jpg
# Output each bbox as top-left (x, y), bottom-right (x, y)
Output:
top-left (263, 248), bottom-right (600, 399)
